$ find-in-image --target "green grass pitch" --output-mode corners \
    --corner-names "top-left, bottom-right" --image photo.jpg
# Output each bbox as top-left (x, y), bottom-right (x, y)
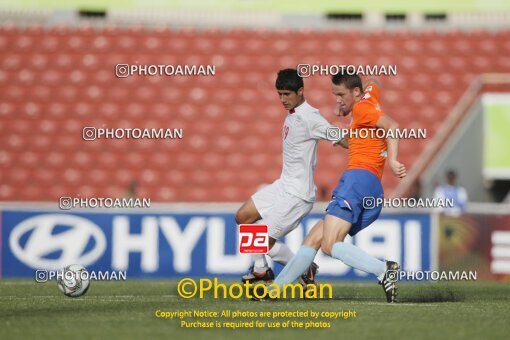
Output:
top-left (1, 279), bottom-right (509, 340)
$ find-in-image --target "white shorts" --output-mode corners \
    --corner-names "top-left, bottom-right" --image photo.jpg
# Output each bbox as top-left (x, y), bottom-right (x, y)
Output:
top-left (251, 180), bottom-right (313, 240)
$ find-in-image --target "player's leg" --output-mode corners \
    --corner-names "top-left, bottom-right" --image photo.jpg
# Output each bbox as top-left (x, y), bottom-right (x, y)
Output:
top-left (273, 219), bottom-right (323, 286)
top-left (246, 235), bottom-right (313, 283)
top-left (236, 197), bottom-right (271, 281)
top-left (243, 234), bottom-right (304, 284)
top-left (324, 169), bottom-right (399, 302)
top-left (266, 237), bottom-right (293, 265)
top-left (299, 219), bottom-right (323, 285)
top-left (235, 198), bottom-right (261, 225)
top-left (239, 182), bottom-right (300, 282)
top-left (321, 171), bottom-right (387, 278)
top-left (320, 213), bottom-right (386, 278)
top-left (357, 199), bottom-right (400, 303)
top-left (241, 230), bottom-right (299, 283)
top-left (262, 190), bottom-right (318, 286)
top-left (321, 212), bottom-right (400, 302)
top-left (241, 235), bottom-right (277, 283)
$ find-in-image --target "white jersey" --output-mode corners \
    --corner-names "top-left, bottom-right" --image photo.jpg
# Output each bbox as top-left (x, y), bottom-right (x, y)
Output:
top-left (280, 100), bottom-right (334, 202)
top-left (434, 184), bottom-right (468, 214)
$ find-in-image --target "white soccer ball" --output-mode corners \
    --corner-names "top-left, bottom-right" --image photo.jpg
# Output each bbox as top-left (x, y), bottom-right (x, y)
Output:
top-left (57, 264), bottom-right (90, 297)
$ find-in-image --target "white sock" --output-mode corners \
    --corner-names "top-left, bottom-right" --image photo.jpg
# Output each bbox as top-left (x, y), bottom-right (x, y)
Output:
top-left (267, 242), bottom-right (295, 265)
top-left (251, 254), bottom-right (268, 273)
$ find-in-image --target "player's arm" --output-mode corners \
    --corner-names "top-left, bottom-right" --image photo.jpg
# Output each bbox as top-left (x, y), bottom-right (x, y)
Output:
top-left (376, 114), bottom-right (406, 178)
top-left (333, 136), bottom-right (348, 149)
top-left (338, 137), bottom-right (349, 149)
top-left (309, 113), bottom-right (348, 149)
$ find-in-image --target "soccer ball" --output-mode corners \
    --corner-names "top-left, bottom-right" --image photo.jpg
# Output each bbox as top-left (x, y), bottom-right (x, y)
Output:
top-left (57, 264), bottom-right (90, 297)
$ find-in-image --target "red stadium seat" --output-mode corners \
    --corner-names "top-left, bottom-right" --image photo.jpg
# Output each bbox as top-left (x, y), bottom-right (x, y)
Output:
top-left (2, 27), bottom-right (510, 201)
top-left (0, 184), bottom-right (15, 200)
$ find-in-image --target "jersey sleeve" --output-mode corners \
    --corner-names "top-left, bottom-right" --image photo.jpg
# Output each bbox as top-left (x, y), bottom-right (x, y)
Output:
top-left (363, 83), bottom-right (380, 102)
top-left (307, 112), bottom-right (335, 140)
top-left (353, 82), bottom-right (384, 127)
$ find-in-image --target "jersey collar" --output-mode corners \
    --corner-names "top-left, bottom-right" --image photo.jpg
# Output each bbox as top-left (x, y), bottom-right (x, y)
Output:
top-left (289, 100), bottom-right (308, 115)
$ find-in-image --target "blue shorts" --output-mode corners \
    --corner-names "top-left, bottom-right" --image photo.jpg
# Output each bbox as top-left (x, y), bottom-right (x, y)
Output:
top-left (325, 169), bottom-right (384, 236)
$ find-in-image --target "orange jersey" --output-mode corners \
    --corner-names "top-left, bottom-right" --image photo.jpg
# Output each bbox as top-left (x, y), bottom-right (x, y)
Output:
top-left (346, 83), bottom-right (387, 180)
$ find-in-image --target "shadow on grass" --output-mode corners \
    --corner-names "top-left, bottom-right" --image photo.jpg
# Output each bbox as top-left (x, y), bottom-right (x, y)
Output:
top-left (0, 298), bottom-right (155, 318)
top-left (272, 285), bottom-right (465, 303)
top-left (398, 286), bottom-right (465, 303)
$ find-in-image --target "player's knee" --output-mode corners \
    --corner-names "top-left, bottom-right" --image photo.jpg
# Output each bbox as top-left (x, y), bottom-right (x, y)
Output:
top-left (320, 240), bottom-right (334, 256)
top-left (235, 202), bottom-right (260, 225)
top-left (234, 209), bottom-right (247, 224)
top-left (303, 231), bottom-right (322, 250)
top-left (268, 237), bottom-right (277, 249)
top-left (234, 210), bottom-right (243, 224)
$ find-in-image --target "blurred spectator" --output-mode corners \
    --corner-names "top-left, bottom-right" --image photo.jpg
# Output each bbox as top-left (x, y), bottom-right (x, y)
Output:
top-left (409, 180), bottom-right (422, 200)
top-left (434, 169), bottom-right (468, 215)
top-left (123, 180), bottom-right (139, 199)
top-left (318, 185), bottom-right (329, 201)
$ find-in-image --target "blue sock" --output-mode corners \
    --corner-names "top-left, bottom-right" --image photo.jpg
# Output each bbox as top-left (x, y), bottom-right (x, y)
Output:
top-left (274, 245), bottom-right (317, 286)
top-left (331, 242), bottom-right (386, 279)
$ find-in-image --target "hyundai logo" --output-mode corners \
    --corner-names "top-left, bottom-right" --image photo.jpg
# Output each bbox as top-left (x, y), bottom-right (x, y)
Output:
top-left (9, 214), bottom-right (106, 270)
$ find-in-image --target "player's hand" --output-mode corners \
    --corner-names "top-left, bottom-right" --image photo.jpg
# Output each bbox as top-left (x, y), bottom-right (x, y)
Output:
top-left (332, 137), bottom-right (348, 149)
top-left (390, 160), bottom-right (406, 178)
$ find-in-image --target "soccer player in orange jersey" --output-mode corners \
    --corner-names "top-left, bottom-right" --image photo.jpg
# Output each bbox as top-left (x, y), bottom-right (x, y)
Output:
top-left (270, 73), bottom-right (406, 303)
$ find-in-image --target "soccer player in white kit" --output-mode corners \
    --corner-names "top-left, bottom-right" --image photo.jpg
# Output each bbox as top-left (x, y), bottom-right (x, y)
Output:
top-left (235, 69), bottom-right (343, 285)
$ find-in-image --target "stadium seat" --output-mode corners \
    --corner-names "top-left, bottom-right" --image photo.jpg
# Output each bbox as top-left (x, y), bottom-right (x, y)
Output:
top-left (2, 27), bottom-right (510, 201)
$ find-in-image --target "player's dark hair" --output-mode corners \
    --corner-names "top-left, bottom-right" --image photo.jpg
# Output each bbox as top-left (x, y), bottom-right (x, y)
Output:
top-left (275, 69), bottom-right (303, 93)
top-left (331, 73), bottom-right (363, 92)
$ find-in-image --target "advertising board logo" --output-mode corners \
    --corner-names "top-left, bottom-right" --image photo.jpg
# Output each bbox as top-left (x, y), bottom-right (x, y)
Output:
top-left (9, 214), bottom-right (107, 270)
top-left (491, 230), bottom-right (510, 274)
top-left (238, 224), bottom-right (269, 254)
